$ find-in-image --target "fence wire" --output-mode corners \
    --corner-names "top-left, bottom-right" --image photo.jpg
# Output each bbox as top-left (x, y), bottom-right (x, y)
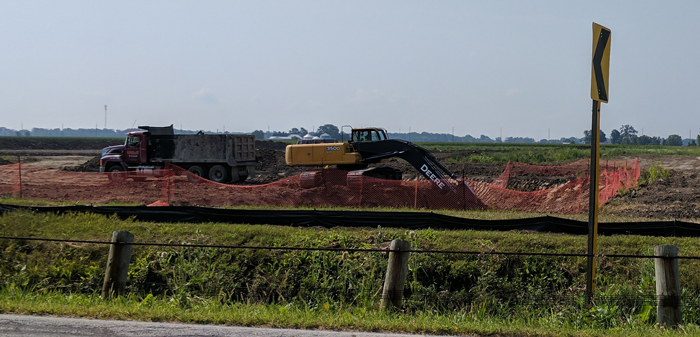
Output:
top-left (2, 235), bottom-right (699, 259)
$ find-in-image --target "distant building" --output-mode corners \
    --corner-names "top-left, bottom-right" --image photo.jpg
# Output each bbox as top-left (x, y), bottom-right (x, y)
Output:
top-left (268, 134), bottom-right (302, 140)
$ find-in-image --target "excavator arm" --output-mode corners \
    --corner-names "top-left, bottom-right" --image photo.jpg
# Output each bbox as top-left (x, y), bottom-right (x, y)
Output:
top-left (353, 139), bottom-right (468, 195)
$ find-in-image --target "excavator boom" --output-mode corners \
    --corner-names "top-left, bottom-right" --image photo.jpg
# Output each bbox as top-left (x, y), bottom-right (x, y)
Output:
top-left (352, 139), bottom-right (462, 194)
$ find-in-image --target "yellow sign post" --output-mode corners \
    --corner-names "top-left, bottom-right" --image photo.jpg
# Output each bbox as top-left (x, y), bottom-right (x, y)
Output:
top-left (586, 22), bottom-right (611, 305)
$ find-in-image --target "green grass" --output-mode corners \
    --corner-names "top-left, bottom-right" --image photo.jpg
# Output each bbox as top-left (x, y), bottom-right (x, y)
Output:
top-left (2, 289), bottom-right (699, 336)
top-left (2, 210), bottom-right (700, 335)
top-left (417, 142), bottom-right (700, 164)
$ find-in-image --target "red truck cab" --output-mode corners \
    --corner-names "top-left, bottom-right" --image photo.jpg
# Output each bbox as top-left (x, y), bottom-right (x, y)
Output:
top-left (99, 131), bottom-right (147, 174)
top-left (123, 132), bottom-right (148, 165)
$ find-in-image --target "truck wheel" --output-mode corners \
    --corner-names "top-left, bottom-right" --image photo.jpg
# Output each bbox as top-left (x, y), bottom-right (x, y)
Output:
top-left (209, 165), bottom-right (230, 183)
top-left (230, 167), bottom-right (248, 183)
top-left (107, 165), bottom-right (126, 182)
top-left (187, 165), bottom-right (206, 183)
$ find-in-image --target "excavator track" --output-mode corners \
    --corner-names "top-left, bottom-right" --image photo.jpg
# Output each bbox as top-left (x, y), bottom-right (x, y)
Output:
top-left (299, 167), bottom-right (403, 189)
top-left (346, 166), bottom-right (402, 190)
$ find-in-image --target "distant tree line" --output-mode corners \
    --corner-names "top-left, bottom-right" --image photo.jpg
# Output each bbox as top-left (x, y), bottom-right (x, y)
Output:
top-left (588, 125), bottom-right (692, 146)
top-left (3, 124), bottom-right (696, 146)
top-left (252, 124), bottom-right (579, 143)
top-left (0, 127), bottom-right (135, 138)
top-left (0, 126), bottom-right (252, 138)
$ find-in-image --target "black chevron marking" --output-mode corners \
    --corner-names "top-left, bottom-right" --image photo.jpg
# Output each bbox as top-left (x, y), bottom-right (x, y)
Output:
top-left (592, 29), bottom-right (610, 102)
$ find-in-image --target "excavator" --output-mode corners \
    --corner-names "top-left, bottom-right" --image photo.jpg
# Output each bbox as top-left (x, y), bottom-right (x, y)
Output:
top-left (285, 127), bottom-right (477, 197)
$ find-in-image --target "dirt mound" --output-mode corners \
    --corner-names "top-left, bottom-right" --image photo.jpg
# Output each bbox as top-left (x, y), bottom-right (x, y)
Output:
top-left (255, 140), bottom-right (288, 151)
top-left (245, 147), bottom-right (317, 184)
top-left (65, 156), bottom-right (101, 172)
top-left (506, 174), bottom-right (573, 192)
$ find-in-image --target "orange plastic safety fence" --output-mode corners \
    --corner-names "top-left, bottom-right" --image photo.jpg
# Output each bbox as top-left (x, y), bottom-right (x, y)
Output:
top-left (0, 159), bottom-right (639, 215)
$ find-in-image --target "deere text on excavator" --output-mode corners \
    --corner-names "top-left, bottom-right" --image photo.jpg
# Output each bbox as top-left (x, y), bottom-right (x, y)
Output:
top-left (285, 126), bottom-right (477, 197)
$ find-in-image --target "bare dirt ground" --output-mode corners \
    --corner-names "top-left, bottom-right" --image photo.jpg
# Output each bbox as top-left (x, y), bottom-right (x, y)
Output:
top-left (605, 155), bottom-right (700, 220)
top-left (2, 139), bottom-right (700, 220)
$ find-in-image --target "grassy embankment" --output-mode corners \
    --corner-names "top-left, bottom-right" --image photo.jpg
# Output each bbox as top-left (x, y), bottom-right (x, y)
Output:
top-left (2, 209), bottom-right (700, 336)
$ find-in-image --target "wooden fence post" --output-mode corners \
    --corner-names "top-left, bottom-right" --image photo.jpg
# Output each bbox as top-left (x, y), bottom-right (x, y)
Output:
top-left (655, 244), bottom-right (681, 327)
top-left (101, 230), bottom-right (134, 298)
top-left (381, 239), bottom-right (411, 309)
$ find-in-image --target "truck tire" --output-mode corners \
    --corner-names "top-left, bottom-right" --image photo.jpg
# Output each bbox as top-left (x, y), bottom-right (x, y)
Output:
top-left (107, 165), bottom-right (126, 182)
top-left (209, 165), bottom-right (230, 183)
top-left (231, 166), bottom-right (250, 183)
top-left (187, 165), bottom-right (207, 183)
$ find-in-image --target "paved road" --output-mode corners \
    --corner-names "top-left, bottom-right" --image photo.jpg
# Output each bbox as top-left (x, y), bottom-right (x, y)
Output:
top-left (0, 314), bottom-right (463, 337)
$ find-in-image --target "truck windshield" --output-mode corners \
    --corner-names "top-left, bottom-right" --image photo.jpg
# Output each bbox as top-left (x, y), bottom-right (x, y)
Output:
top-left (126, 136), bottom-right (141, 147)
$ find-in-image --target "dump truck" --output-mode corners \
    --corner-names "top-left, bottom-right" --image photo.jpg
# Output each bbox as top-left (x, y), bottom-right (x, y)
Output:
top-left (100, 125), bottom-right (256, 183)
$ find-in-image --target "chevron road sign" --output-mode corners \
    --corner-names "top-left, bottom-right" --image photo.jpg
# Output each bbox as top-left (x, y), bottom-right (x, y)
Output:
top-left (591, 23), bottom-right (611, 103)
top-left (586, 22), bottom-right (612, 305)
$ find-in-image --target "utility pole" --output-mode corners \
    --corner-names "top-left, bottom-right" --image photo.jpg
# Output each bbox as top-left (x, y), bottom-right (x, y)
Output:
top-left (104, 105), bottom-right (107, 129)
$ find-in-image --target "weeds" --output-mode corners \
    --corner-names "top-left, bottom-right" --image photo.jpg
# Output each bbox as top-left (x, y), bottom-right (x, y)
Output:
top-left (639, 163), bottom-right (671, 185)
top-left (2, 211), bottom-right (700, 335)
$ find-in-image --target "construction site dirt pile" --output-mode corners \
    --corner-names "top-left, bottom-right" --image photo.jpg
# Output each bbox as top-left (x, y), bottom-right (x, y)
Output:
top-left (64, 156), bottom-right (101, 172)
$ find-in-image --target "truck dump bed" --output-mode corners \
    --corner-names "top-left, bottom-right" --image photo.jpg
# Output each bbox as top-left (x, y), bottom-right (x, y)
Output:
top-left (149, 134), bottom-right (256, 165)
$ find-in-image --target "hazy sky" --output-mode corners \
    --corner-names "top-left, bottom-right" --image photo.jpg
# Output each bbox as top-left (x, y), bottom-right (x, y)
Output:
top-left (1, 1), bottom-right (699, 140)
